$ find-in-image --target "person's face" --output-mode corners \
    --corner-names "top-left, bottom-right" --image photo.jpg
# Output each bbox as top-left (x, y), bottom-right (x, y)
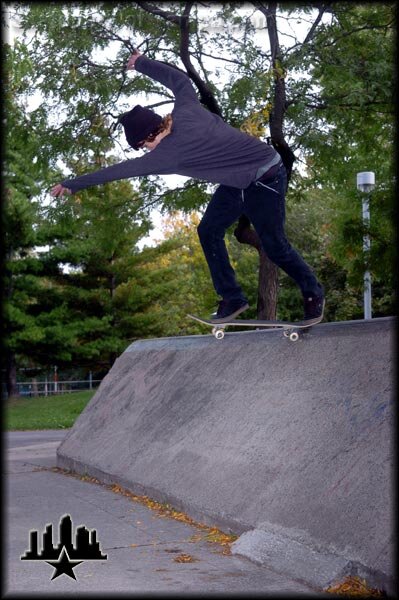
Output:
top-left (137, 128), bottom-right (170, 152)
top-left (142, 138), bottom-right (159, 151)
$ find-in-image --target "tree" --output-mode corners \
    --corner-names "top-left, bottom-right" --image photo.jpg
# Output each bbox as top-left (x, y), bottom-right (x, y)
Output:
top-left (128, 212), bottom-right (216, 336)
top-left (3, 40), bottom-right (54, 396)
top-left (289, 3), bottom-right (395, 314)
top-left (125, 210), bottom-right (262, 336)
top-left (8, 3), bottom-right (395, 328)
top-left (2, 40), bottom-right (154, 394)
top-left (34, 175), bottom-right (153, 372)
top-left (7, 2), bottom-right (297, 320)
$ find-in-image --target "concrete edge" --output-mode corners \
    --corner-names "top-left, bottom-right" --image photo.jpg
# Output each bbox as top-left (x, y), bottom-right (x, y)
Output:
top-left (125, 316), bottom-right (397, 351)
top-left (55, 453), bottom-right (252, 535)
top-left (231, 528), bottom-right (396, 595)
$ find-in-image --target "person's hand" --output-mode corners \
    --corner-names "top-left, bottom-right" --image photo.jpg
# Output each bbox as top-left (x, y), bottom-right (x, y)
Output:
top-left (50, 184), bottom-right (72, 198)
top-left (126, 49), bottom-right (142, 70)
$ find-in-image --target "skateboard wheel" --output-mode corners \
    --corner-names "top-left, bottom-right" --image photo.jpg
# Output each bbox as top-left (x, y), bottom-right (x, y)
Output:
top-left (289, 331), bottom-right (299, 342)
top-left (215, 329), bottom-right (225, 340)
top-left (283, 330), bottom-right (290, 338)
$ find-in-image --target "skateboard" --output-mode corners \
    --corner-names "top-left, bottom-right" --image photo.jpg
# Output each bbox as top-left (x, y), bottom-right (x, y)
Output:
top-left (187, 314), bottom-right (323, 341)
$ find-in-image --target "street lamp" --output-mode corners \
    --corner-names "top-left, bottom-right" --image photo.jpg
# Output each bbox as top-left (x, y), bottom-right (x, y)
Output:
top-left (356, 172), bottom-right (375, 320)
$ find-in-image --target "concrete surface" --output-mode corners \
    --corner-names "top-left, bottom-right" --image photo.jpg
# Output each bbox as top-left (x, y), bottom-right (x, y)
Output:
top-left (5, 430), bottom-right (319, 595)
top-left (56, 317), bottom-right (396, 594)
top-left (231, 528), bottom-right (351, 590)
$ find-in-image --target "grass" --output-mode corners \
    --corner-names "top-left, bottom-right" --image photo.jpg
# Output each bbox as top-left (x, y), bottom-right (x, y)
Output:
top-left (4, 390), bottom-right (96, 431)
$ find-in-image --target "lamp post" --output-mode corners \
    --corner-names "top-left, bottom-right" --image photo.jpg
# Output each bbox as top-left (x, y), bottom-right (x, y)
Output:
top-left (356, 172), bottom-right (375, 320)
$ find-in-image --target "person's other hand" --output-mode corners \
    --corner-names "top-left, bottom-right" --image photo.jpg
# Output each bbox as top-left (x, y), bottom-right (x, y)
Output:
top-left (50, 184), bottom-right (72, 198)
top-left (126, 49), bottom-right (142, 70)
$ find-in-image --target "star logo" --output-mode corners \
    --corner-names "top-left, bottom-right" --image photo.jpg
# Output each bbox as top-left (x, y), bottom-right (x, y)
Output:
top-left (21, 514), bottom-right (107, 581)
top-left (46, 547), bottom-right (83, 580)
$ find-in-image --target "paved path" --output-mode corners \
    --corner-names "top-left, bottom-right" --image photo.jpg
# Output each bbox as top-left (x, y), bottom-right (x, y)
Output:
top-left (4, 430), bottom-right (319, 595)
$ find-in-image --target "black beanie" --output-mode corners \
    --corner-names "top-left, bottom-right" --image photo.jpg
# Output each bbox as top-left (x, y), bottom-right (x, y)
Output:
top-left (118, 105), bottom-right (163, 150)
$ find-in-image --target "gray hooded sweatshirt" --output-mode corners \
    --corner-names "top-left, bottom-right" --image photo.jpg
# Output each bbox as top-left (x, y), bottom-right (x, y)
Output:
top-left (61, 56), bottom-right (280, 193)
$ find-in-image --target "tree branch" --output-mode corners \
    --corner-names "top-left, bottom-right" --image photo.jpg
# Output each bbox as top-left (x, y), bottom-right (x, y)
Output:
top-left (135, 1), bottom-right (181, 24)
top-left (136, 1), bottom-right (222, 116)
top-left (192, 49), bottom-right (246, 67)
top-left (302, 4), bottom-right (330, 46)
top-left (255, 2), bottom-right (295, 179)
top-left (179, 2), bottom-right (223, 116)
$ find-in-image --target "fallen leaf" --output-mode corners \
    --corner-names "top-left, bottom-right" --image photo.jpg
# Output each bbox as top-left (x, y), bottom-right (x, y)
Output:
top-left (41, 467), bottom-right (237, 556)
top-left (326, 576), bottom-right (385, 596)
top-left (188, 533), bottom-right (204, 543)
top-left (173, 553), bottom-right (199, 563)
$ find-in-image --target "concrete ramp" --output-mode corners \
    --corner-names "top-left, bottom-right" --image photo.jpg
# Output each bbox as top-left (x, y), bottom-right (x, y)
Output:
top-left (57, 317), bottom-right (395, 592)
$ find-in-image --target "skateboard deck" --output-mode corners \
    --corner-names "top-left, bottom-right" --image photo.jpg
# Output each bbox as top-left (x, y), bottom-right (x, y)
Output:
top-left (187, 314), bottom-right (323, 341)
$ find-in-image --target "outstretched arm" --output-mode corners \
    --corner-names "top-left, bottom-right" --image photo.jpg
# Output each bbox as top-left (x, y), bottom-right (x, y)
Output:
top-left (51, 143), bottom-right (175, 195)
top-left (128, 51), bottom-right (198, 105)
top-left (49, 50), bottom-right (192, 196)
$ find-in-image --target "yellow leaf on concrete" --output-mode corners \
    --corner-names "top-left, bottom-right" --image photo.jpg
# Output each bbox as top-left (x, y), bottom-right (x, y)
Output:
top-left (326, 576), bottom-right (385, 597)
top-left (173, 553), bottom-right (199, 563)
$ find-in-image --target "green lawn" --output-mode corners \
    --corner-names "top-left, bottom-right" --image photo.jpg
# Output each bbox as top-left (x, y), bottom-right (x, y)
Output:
top-left (4, 390), bottom-right (96, 431)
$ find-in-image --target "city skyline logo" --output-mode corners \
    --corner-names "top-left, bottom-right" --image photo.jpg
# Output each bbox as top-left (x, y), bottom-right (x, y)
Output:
top-left (21, 514), bottom-right (107, 580)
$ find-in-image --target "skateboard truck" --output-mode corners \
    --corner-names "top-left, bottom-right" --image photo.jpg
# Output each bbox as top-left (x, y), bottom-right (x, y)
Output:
top-left (211, 325), bottom-right (300, 341)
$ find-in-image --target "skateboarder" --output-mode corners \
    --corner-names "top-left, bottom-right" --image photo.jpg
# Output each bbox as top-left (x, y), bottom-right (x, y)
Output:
top-left (51, 50), bottom-right (324, 323)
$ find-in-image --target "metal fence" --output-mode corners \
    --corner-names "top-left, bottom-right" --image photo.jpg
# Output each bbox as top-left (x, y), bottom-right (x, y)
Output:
top-left (10, 379), bottom-right (102, 398)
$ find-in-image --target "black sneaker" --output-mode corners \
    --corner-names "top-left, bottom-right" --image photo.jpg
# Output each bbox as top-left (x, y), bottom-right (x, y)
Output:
top-left (303, 287), bottom-right (325, 323)
top-left (211, 299), bottom-right (249, 323)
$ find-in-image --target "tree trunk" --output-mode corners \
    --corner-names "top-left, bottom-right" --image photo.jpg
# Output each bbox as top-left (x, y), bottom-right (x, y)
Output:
top-left (257, 249), bottom-right (279, 320)
top-left (6, 352), bottom-right (18, 399)
top-left (262, 2), bottom-right (296, 178)
top-left (234, 216), bottom-right (278, 320)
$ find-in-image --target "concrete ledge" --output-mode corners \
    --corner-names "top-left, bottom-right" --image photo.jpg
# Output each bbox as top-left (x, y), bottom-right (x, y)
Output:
top-left (231, 528), bottom-right (351, 590)
top-left (57, 317), bottom-right (395, 592)
top-left (231, 526), bottom-right (395, 594)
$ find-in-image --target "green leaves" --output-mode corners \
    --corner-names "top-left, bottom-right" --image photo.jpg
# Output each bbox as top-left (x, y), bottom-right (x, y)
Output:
top-left (3, 1), bottom-right (395, 393)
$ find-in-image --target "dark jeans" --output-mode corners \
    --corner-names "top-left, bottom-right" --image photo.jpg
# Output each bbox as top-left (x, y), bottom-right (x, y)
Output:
top-left (197, 164), bottom-right (320, 301)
